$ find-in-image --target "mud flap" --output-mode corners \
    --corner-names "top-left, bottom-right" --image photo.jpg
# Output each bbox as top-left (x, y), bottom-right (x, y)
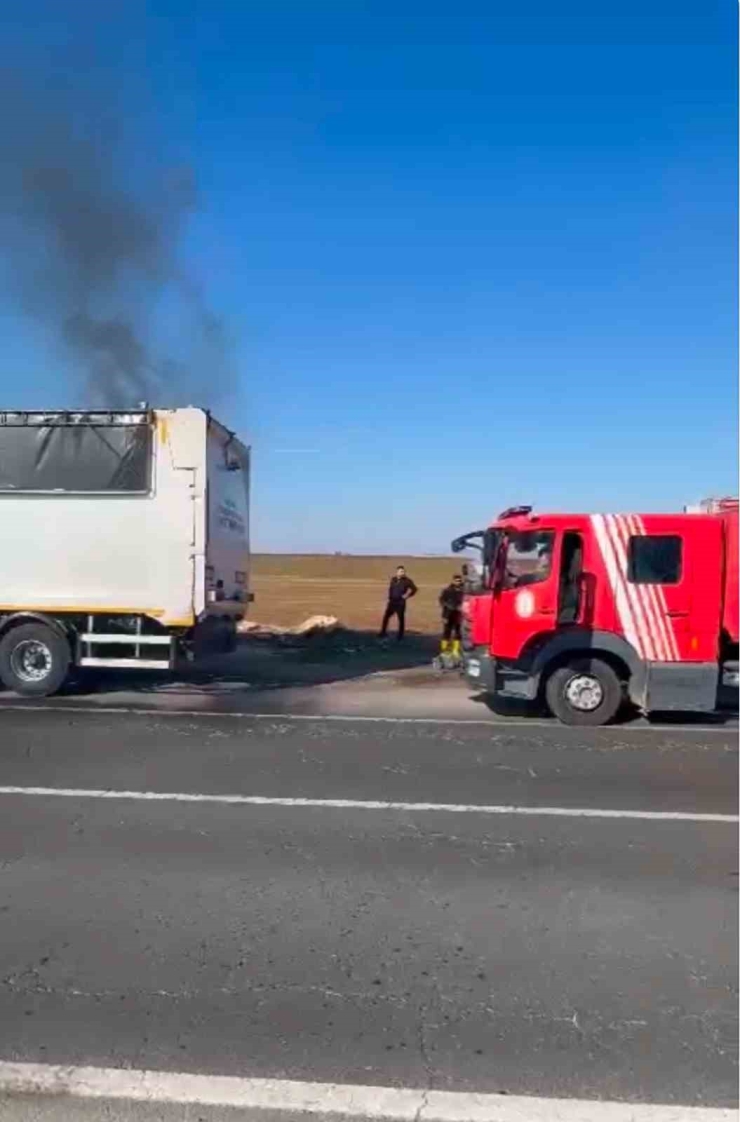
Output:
top-left (193, 616), bottom-right (238, 658)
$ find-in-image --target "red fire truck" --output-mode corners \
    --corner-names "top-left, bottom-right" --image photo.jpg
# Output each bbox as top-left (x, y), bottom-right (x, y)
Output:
top-left (452, 499), bottom-right (739, 725)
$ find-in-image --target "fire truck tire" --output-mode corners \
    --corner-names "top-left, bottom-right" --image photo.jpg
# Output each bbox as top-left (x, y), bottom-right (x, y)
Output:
top-left (0, 622), bottom-right (71, 697)
top-left (544, 658), bottom-right (623, 726)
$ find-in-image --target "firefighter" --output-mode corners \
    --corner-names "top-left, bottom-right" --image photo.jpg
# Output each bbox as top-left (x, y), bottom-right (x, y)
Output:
top-left (379, 565), bottom-right (418, 641)
top-left (439, 573), bottom-right (464, 659)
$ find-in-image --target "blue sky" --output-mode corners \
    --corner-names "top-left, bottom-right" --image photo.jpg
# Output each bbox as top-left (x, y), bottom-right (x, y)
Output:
top-left (0, 1), bottom-right (736, 552)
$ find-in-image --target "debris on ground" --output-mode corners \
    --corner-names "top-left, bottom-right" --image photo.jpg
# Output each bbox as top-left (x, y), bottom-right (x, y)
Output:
top-left (236, 617), bottom-right (438, 671)
top-left (238, 615), bottom-right (341, 644)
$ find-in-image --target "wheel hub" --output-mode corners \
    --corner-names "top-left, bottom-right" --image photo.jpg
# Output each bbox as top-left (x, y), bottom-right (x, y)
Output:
top-left (564, 672), bottom-right (603, 712)
top-left (10, 639), bottom-right (53, 683)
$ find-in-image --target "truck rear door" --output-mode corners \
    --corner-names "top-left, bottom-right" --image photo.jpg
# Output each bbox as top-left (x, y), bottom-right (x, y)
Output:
top-left (205, 422), bottom-right (250, 613)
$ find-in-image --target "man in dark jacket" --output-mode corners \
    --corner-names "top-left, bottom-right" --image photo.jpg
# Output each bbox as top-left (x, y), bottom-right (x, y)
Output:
top-left (379, 565), bottom-right (418, 640)
top-left (438, 573), bottom-right (464, 658)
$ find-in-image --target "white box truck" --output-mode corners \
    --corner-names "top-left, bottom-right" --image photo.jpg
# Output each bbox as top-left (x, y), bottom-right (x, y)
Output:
top-left (0, 406), bottom-right (251, 696)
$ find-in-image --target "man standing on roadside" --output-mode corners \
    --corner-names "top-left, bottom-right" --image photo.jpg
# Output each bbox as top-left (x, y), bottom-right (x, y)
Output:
top-left (379, 565), bottom-right (418, 641)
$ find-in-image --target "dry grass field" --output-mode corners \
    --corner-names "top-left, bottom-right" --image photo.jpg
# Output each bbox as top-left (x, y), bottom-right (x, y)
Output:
top-left (250, 554), bottom-right (459, 633)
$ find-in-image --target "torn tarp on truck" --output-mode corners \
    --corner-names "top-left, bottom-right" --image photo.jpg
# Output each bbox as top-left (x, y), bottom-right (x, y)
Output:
top-left (0, 413), bottom-right (152, 493)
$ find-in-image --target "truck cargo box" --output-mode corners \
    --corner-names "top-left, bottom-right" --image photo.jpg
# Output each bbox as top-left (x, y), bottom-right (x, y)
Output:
top-left (0, 407), bottom-right (250, 695)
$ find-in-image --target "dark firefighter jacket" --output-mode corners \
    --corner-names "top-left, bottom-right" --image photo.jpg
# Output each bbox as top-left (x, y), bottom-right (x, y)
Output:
top-left (439, 583), bottom-right (464, 617)
top-left (387, 575), bottom-right (418, 604)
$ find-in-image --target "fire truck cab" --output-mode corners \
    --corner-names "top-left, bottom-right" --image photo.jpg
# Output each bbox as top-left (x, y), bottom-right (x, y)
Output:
top-left (453, 502), bottom-right (738, 725)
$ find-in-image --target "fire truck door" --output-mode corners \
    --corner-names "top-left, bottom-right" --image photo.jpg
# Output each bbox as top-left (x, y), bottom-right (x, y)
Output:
top-left (557, 531), bottom-right (585, 626)
top-left (493, 529), bottom-right (559, 660)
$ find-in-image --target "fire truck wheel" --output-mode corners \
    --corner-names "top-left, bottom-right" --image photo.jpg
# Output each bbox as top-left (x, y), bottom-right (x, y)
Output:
top-left (545, 658), bottom-right (623, 726)
top-left (0, 623), bottom-right (71, 697)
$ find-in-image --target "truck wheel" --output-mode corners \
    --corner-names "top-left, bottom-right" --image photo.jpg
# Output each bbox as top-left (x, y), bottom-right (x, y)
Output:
top-left (0, 623), bottom-right (71, 697)
top-left (545, 658), bottom-right (623, 726)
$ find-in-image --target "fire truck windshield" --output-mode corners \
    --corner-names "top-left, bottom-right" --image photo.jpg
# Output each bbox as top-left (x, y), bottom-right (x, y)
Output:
top-left (502, 530), bottom-right (555, 589)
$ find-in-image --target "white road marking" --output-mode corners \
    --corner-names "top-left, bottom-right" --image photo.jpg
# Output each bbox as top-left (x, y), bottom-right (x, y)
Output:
top-left (0, 785), bottom-right (735, 823)
top-left (0, 1062), bottom-right (734, 1121)
top-left (0, 702), bottom-right (736, 734)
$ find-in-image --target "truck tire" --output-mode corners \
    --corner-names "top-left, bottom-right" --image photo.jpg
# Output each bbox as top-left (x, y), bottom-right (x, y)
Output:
top-left (0, 622), bottom-right (71, 697)
top-left (544, 658), bottom-right (623, 726)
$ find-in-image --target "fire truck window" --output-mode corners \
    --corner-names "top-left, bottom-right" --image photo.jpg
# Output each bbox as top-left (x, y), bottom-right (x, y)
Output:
top-left (504, 531), bottom-right (555, 589)
top-left (558, 531), bottom-right (583, 624)
top-left (628, 536), bottom-right (682, 584)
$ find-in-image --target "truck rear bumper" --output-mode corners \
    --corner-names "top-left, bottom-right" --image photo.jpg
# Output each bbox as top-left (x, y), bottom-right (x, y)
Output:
top-left (202, 601), bottom-right (247, 619)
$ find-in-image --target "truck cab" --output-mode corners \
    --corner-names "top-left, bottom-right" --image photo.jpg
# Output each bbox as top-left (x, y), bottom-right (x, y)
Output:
top-left (454, 504), bottom-right (738, 725)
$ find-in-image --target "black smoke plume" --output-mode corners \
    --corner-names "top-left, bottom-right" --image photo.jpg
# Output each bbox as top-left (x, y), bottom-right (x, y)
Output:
top-left (0, 69), bottom-right (233, 408)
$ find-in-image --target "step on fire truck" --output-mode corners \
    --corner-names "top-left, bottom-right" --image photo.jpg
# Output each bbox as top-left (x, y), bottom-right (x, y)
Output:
top-left (452, 499), bottom-right (738, 725)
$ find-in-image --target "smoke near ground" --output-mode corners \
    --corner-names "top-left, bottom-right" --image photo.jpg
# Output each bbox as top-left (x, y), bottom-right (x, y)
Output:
top-left (0, 67), bottom-right (233, 409)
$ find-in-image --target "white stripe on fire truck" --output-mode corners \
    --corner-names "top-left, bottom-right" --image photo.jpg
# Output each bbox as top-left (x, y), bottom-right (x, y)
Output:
top-left (624, 514), bottom-right (673, 662)
top-left (614, 514), bottom-right (668, 662)
top-left (609, 514), bottom-right (657, 660)
top-left (633, 515), bottom-right (680, 660)
top-left (604, 514), bottom-right (657, 661)
top-left (590, 515), bottom-right (646, 659)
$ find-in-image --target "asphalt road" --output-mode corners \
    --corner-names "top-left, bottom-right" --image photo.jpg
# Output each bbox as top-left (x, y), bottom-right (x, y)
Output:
top-left (1, 644), bottom-right (735, 724)
top-left (0, 709), bottom-right (737, 1119)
